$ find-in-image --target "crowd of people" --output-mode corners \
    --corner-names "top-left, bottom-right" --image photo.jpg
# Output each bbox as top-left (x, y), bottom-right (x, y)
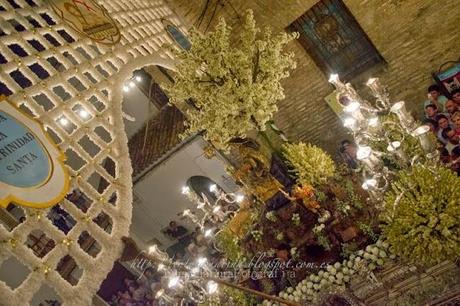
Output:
top-left (422, 85), bottom-right (460, 174)
top-left (109, 269), bottom-right (162, 306)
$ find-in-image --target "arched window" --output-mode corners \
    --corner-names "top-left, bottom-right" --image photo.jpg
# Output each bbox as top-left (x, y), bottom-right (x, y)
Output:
top-left (162, 19), bottom-right (191, 50)
top-left (186, 176), bottom-right (219, 201)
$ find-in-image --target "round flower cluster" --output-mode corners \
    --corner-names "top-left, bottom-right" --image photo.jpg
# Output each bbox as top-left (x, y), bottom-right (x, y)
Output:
top-left (291, 213), bottom-right (300, 226)
top-left (312, 223), bottom-right (325, 234)
top-left (260, 240), bottom-right (395, 305)
top-left (265, 211), bottom-right (278, 222)
top-left (275, 232), bottom-right (285, 241)
top-left (318, 210), bottom-right (331, 223)
top-left (251, 230), bottom-right (263, 241)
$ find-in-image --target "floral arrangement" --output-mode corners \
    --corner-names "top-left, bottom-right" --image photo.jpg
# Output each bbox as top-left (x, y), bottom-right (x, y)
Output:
top-left (261, 240), bottom-right (393, 305)
top-left (282, 142), bottom-right (336, 186)
top-left (164, 10), bottom-right (298, 150)
top-left (381, 164), bottom-right (460, 266)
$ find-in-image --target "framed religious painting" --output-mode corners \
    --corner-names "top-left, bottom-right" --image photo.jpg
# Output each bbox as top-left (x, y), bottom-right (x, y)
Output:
top-left (289, 0), bottom-right (385, 82)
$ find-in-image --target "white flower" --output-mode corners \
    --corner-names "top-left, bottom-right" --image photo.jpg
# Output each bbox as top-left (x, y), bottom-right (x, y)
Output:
top-left (165, 11), bottom-right (298, 150)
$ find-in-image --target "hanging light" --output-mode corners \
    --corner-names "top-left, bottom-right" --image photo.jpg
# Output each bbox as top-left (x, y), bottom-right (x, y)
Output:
top-left (204, 228), bottom-right (213, 237)
top-left (135, 75), bottom-right (142, 82)
top-left (168, 276), bottom-right (180, 288)
top-left (207, 281), bottom-right (218, 294)
top-left (235, 194), bottom-right (244, 203)
top-left (190, 266), bottom-right (200, 275)
top-left (197, 257), bottom-right (207, 266)
top-left (59, 117), bottom-right (69, 126)
top-left (209, 184), bottom-right (217, 192)
top-left (157, 263), bottom-right (165, 271)
top-left (181, 186), bottom-right (190, 194)
top-left (129, 81), bottom-right (136, 88)
top-left (122, 85), bottom-right (130, 92)
top-left (79, 109), bottom-right (89, 119)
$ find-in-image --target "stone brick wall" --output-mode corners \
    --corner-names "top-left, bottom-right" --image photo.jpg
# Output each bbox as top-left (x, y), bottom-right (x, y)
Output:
top-left (165, 0), bottom-right (459, 156)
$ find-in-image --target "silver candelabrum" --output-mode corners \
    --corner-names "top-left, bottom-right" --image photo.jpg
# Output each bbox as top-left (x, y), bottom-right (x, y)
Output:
top-left (329, 74), bottom-right (437, 205)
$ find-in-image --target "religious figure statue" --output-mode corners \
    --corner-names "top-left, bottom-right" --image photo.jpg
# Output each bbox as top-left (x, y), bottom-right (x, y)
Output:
top-left (229, 139), bottom-right (282, 204)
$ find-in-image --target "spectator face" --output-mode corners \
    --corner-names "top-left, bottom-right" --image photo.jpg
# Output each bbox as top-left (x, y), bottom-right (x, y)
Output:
top-left (429, 90), bottom-right (440, 100)
top-left (438, 117), bottom-right (449, 129)
top-left (425, 106), bottom-right (437, 117)
top-left (447, 130), bottom-right (459, 144)
top-left (453, 92), bottom-right (460, 105)
top-left (453, 115), bottom-right (460, 129)
top-left (445, 100), bottom-right (457, 114)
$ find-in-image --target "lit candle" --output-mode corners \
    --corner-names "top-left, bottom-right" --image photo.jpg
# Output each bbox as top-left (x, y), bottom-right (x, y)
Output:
top-left (148, 245), bottom-right (170, 261)
top-left (343, 116), bottom-right (359, 131)
top-left (390, 101), bottom-right (415, 132)
top-left (368, 116), bottom-right (379, 128)
top-left (387, 141), bottom-right (408, 163)
top-left (366, 78), bottom-right (381, 93)
top-left (412, 125), bottom-right (436, 155)
top-left (344, 101), bottom-right (364, 122)
top-left (356, 146), bottom-right (380, 169)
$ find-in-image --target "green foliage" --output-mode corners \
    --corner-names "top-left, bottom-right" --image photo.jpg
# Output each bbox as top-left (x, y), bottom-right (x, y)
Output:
top-left (313, 225), bottom-right (331, 250)
top-left (357, 221), bottom-right (378, 242)
top-left (282, 142), bottom-right (336, 186)
top-left (202, 286), bottom-right (257, 306)
top-left (215, 227), bottom-right (244, 262)
top-left (340, 242), bottom-right (358, 257)
top-left (164, 10), bottom-right (298, 150)
top-left (316, 233), bottom-right (331, 251)
top-left (381, 165), bottom-right (460, 266)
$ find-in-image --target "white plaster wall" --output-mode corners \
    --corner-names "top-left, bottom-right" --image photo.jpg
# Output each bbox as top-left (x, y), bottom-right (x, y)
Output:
top-left (130, 136), bottom-right (236, 248)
